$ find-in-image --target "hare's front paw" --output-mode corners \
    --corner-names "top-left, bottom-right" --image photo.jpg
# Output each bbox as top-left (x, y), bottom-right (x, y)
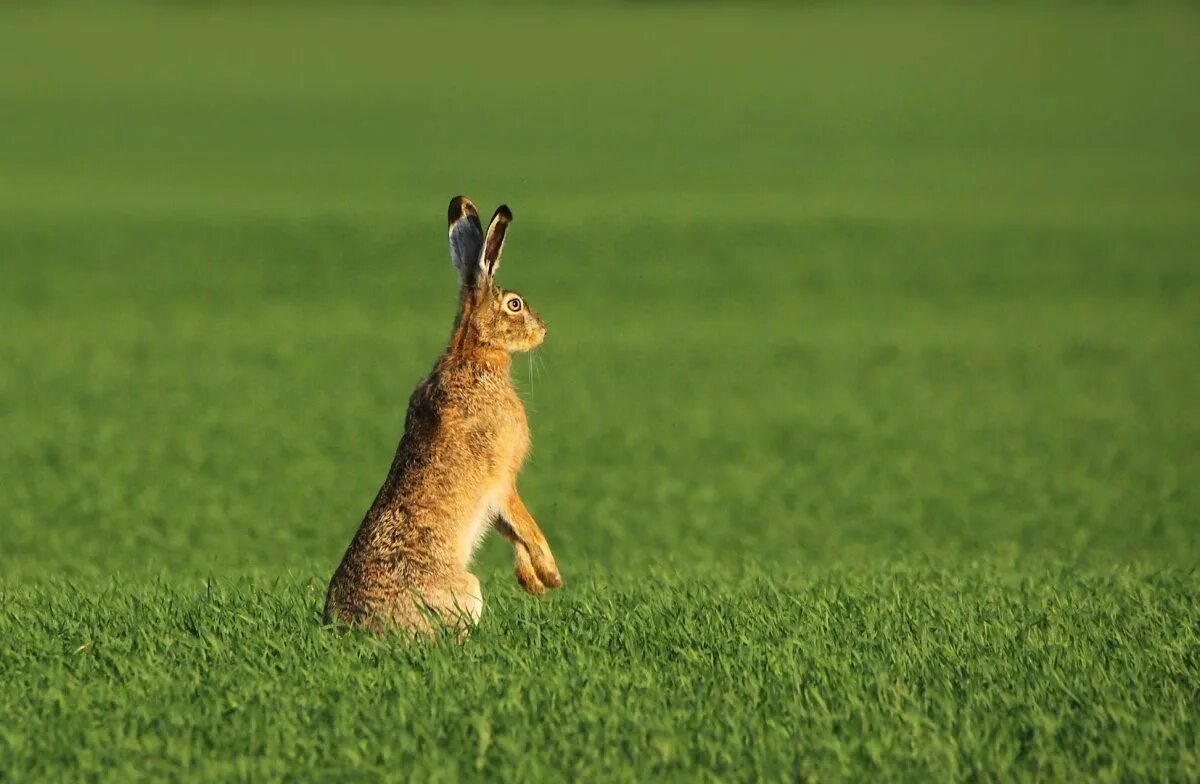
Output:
top-left (534, 552), bottom-right (563, 590)
top-left (514, 540), bottom-right (561, 594)
top-left (516, 561), bottom-right (547, 596)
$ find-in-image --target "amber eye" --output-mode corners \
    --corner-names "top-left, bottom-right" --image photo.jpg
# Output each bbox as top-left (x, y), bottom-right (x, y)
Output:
top-left (505, 296), bottom-right (523, 313)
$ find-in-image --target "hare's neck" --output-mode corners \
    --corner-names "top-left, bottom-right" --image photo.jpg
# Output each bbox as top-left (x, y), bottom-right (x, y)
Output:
top-left (447, 303), bottom-right (511, 372)
top-left (443, 328), bottom-right (511, 374)
top-left (443, 345), bottom-right (511, 374)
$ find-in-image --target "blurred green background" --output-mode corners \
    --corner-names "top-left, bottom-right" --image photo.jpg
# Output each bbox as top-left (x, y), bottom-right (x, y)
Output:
top-left (1, 3), bottom-right (1198, 780)
top-left (2, 3), bottom-right (1196, 577)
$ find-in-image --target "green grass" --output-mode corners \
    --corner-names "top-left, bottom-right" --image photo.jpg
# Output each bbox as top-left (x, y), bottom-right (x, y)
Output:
top-left (4, 570), bottom-right (1198, 781)
top-left (1, 2), bottom-right (1198, 781)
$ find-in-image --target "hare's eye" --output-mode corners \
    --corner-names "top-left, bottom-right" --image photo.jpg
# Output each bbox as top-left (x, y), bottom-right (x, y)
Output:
top-left (505, 296), bottom-right (523, 313)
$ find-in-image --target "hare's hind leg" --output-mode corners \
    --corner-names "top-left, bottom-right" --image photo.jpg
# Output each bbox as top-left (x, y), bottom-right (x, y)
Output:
top-left (428, 573), bottom-right (483, 633)
top-left (456, 573), bottom-right (484, 625)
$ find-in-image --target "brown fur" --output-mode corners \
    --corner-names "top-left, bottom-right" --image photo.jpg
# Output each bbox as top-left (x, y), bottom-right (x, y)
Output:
top-left (324, 198), bottom-right (561, 636)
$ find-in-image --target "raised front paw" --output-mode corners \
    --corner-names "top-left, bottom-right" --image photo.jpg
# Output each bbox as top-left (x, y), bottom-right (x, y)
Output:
top-left (516, 561), bottom-right (547, 596)
top-left (533, 551), bottom-right (563, 590)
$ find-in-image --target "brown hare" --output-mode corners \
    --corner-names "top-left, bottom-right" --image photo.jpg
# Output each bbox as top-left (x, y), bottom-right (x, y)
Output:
top-left (324, 197), bottom-right (563, 635)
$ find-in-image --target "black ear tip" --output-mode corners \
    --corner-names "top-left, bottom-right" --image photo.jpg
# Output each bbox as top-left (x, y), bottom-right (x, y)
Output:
top-left (493, 204), bottom-right (513, 223)
top-left (448, 196), bottom-right (478, 225)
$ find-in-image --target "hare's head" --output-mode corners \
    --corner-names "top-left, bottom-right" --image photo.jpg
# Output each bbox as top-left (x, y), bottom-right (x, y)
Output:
top-left (447, 197), bottom-right (546, 353)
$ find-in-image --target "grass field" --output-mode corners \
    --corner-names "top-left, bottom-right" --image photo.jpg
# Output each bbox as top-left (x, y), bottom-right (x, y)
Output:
top-left (2, 3), bottom-right (1199, 781)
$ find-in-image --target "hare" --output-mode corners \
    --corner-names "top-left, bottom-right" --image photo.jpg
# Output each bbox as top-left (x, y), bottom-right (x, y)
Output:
top-left (324, 197), bottom-right (563, 635)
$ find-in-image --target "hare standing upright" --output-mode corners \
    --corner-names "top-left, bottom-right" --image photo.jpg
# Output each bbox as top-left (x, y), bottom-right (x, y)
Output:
top-left (324, 197), bottom-right (563, 635)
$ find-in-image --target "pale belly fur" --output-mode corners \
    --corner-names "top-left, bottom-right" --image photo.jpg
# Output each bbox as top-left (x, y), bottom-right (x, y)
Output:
top-left (457, 483), bottom-right (507, 567)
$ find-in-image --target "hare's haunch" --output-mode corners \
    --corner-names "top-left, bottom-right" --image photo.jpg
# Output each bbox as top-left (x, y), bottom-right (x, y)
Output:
top-left (324, 198), bottom-right (562, 635)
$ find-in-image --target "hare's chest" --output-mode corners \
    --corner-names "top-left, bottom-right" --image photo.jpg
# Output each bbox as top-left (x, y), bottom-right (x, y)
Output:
top-left (497, 395), bottom-right (530, 473)
top-left (463, 379), bottom-right (530, 479)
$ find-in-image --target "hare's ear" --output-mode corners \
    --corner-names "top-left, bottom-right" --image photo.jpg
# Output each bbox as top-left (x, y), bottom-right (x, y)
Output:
top-left (480, 205), bottom-right (512, 283)
top-left (448, 196), bottom-right (483, 286)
